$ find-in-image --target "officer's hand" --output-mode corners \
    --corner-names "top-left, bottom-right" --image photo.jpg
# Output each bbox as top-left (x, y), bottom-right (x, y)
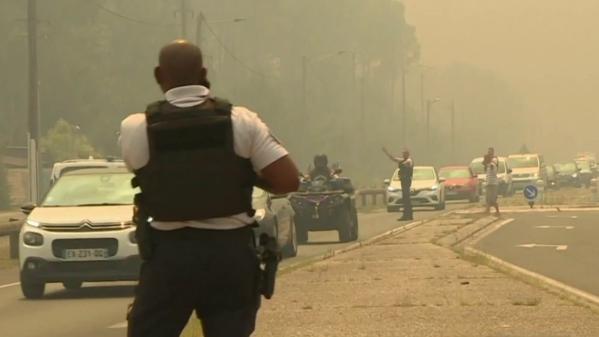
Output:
top-left (259, 155), bottom-right (300, 194)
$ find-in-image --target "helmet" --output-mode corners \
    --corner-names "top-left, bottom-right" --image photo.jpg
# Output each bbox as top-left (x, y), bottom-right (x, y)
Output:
top-left (313, 154), bottom-right (328, 168)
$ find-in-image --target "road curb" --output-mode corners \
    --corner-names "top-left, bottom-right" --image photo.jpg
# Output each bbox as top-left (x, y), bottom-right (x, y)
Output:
top-left (435, 215), bottom-right (499, 248)
top-left (279, 218), bottom-right (429, 275)
top-left (464, 246), bottom-right (599, 312)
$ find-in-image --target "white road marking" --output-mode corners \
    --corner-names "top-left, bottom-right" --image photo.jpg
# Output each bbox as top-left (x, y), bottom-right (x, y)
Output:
top-left (0, 282), bottom-right (20, 289)
top-left (108, 321), bottom-right (128, 329)
top-left (546, 215), bottom-right (578, 219)
top-left (535, 225), bottom-right (575, 230)
top-left (517, 243), bottom-right (568, 251)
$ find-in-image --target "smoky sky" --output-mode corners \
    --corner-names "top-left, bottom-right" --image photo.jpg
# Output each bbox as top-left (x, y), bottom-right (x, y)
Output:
top-left (401, 0), bottom-right (599, 161)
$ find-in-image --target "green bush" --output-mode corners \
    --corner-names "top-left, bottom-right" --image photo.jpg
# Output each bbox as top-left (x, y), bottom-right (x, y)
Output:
top-left (41, 119), bottom-right (99, 162)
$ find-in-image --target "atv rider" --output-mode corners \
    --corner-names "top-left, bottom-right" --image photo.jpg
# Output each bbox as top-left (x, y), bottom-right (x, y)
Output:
top-left (309, 154), bottom-right (335, 180)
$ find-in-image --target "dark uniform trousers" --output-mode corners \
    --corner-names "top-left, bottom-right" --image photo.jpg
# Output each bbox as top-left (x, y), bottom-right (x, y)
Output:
top-left (401, 178), bottom-right (413, 218)
top-left (128, 226), bottom-right (261, 337)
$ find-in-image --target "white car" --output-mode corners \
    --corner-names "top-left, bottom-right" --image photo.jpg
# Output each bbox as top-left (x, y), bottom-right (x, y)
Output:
top-left (19, 168), bottom-right (139, 299)
top-left (386, 166), bottom-right (446, 212)
top-left (470, 156), bottom-right (514, 196)
top-left (507, 153), bottom-right (545, 191)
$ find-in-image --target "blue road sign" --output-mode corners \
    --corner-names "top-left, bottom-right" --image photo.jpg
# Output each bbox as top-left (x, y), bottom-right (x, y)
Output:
top-left (523, 185), bottom-right (538, 201)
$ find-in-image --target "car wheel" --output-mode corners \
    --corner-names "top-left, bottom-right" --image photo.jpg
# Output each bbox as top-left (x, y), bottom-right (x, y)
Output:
top-left (21, 275), bottom-right (45, 299)
top-left (295, 216), bottom-right (309, 244)
top-left (434, 201), bottom-right (446, 210)
top-left (282, 219), bottom-right (298, 258)
top-left (350, 207), bottom-right (359, 241)
top-left (62, 281), bottom-right (83, 290)
top-left (338, 206), bottom-right (357, 243)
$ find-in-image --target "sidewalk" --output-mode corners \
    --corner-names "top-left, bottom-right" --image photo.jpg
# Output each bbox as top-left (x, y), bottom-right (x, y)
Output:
top-left (254, 214), bottom-right (599, 337)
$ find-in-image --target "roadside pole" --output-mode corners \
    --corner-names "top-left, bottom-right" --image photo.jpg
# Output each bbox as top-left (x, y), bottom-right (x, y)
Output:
top-left (27, 0), bottom-right (40, 204)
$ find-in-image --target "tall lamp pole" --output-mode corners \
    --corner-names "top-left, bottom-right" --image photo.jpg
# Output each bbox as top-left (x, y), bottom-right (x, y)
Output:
top-left (426, 98), bottom-right (441, 150)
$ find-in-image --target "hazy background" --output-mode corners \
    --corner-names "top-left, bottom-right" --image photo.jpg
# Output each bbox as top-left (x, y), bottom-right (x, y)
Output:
top-left (1, 0), bottom-right (597, 186)
top-left (402, 0), bottom-right (599, 163)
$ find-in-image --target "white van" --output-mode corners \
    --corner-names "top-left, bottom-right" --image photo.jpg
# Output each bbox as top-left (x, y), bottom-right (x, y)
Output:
top-left (507, 153), bottom-right (545, 191)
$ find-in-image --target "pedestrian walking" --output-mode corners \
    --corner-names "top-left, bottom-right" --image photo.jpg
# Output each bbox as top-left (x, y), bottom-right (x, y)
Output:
top-left (483, 147), bottom-right (500, 215)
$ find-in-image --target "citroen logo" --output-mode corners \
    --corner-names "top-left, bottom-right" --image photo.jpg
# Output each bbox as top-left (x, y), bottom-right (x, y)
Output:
top-left (80, 220), bottom-right (94, 229)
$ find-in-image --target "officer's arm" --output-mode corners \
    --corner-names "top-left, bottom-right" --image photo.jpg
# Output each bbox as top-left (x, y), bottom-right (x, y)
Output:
top-left (257, 156), bottom-right (300, 195)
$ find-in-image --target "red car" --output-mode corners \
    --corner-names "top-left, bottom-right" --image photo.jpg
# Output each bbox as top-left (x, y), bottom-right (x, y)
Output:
top-left (438, 166), bottom-right (480, 203)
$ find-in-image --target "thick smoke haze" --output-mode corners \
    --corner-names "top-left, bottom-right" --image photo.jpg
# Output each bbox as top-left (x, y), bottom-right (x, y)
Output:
top-left (402, 0), bottom-right (599, 162)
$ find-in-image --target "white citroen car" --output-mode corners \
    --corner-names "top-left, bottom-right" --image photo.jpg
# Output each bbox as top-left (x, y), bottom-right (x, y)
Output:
top-left (386, 166), bottom-right (446, 212)
top-left (19, 168), bottom-right (140, 299)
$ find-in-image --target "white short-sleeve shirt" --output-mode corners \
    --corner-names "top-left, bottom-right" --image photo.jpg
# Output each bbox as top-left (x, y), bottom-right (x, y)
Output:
top-left (119, 85), bottom-right (289, 230)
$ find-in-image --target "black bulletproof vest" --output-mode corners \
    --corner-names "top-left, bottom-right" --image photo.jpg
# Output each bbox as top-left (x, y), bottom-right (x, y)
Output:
top-left (399, 159), bottom-right (414, 181)
top-left (133, 98), bottom-right (256, 222)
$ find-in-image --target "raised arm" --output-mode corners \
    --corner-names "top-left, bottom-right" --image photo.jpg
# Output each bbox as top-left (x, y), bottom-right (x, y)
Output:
top-left (382, 147), bottom-right (403, 164)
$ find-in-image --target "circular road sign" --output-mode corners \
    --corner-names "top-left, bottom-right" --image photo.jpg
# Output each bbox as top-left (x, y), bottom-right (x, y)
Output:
top-left (523, 185), bottom-right (539, 201)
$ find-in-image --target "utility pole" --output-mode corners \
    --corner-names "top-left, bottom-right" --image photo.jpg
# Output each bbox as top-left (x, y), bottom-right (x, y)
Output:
top-left (426, 98), bottom-right (440, 151)
top-left (27, 0), bottom-right (40, 203)
top-left (400, 62), bottom-right (407, 147)
top-left (195, 11), bottom-right (203, 46)
top-left (450, 100), bottom-right (456, 160)
top-left (301, 56), bottom-right (308, 115)
top-left (180, 0), bottom-right (188, 38)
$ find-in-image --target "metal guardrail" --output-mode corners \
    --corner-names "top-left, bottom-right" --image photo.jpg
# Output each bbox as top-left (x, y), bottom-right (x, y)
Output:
top-left (0, 212), bottom-right (23, 259)
top-left (356, 189), bottom-right (386, 208)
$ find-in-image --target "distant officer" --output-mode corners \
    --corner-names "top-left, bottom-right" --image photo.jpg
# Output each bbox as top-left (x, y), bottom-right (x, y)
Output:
top-left (120, 40), bottom-right (299, 337)
top-left (382, 147), bottom-right (414, 220)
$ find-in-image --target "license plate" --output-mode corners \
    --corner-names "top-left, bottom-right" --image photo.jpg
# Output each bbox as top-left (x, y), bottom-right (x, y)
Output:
top-left (63, 248), bottom-right (109, 260)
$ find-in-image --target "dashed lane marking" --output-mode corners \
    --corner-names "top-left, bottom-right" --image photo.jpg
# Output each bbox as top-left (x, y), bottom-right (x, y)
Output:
top-left (108, 321), bottom-right (127, 329)
top-left (0, 282), bottom-right (19, 289)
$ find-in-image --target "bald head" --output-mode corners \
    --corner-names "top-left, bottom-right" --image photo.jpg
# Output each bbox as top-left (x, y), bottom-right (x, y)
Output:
top-left (154, 40), bottom-right (209, 92)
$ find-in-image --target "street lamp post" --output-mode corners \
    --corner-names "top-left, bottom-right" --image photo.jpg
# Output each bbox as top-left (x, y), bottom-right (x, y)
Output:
top-left (426, 98), bottom-right (441, 150)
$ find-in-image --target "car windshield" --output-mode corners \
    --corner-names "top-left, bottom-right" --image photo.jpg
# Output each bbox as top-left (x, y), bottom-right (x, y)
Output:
top-left (413, 168), bottom-right (436, 181)
top-left (556, 163), bottom-right (577, 174)
top-left (508, 156), bottom-right (539, 169)
top-left (439, 168), bottom-right (471, 179)
top-left (42, 172), bottom-right (137, 207)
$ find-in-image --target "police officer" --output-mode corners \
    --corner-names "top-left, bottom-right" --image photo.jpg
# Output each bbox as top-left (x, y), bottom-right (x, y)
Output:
top-left (383, 147), bottom-right (414, 221)
top-left (120, 40), bottom-right (299, 337)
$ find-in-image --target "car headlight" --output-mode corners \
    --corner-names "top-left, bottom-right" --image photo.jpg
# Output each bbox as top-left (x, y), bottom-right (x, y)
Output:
top-left (26, 219), bottom-right (41, 228)
top-left (23, 232), bottom-right (43, 246)
top-left (387, 186), bottom-right (401, 193)
top-left (254, 209), bottom-right (266, 221)
top-left (572, 173), bottom-right (579, 178)
top-left (431, 184), bottom-right (439, 191)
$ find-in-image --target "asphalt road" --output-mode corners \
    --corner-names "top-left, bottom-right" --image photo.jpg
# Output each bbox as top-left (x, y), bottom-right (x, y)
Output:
top-left (0, 203), bottom-right (465, 337)
top-left (476, 210), bottom-right (599, 296)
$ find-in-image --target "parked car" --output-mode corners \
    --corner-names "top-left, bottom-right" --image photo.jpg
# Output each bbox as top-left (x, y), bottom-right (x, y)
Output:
top-left (507, 153), bottom-right (545, 191)
top-left (554, 162), bottom-right (581, 188)
top-left (386, 166), bottom-right (446, 211)
top-left (469, 156), bottom-right (513, 196)
top-left (546, 165), bottom-right (560, 189)
top-left (574, 158), bottom-right (593, 188)
top-left (438, 166), bottom-right (479, 202)
top-left (19, 168), bottom-right (140, 299)
top-left (252, 188), bottom-right (297, 258)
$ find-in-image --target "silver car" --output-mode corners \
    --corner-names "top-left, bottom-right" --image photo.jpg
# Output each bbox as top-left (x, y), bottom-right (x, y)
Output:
top-left (252, 188), bottom-right (297, 258)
